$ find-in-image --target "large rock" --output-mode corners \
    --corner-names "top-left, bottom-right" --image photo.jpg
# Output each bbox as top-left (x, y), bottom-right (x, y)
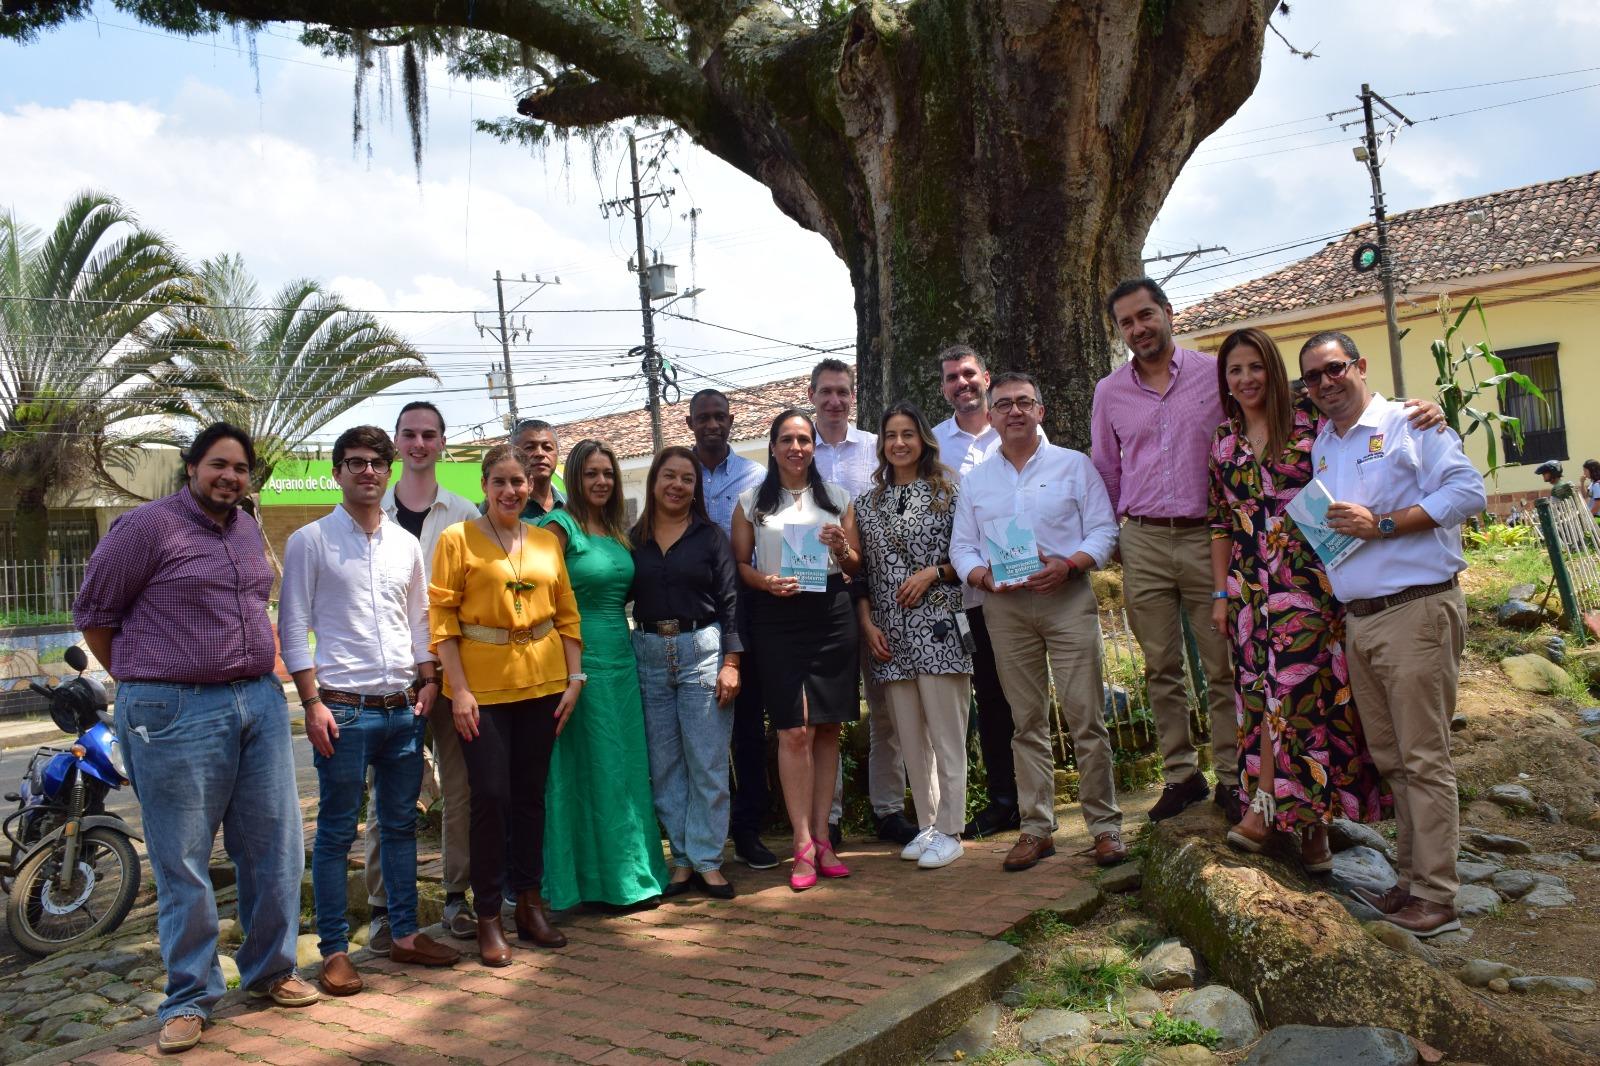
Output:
top-left (1148, 1045), bottom-right (1224, 1065)
top-left (1171, 985), bottom-right (1260, 1050)
top-left (1466, 831), bottom-right (1534, 855)
top-left (1327, 819), bottom-right (1391, 856)
top-left (1497, 600), bottom-right (1549, 629)
top-left (1491, 869), bottom-right (1563, 899)
top-left (1582, 844), bottom-right (1600, 862)
top-left (1458, 959), bottom-right (1521, 987)
top-left (1328, 846), bottom-right (1398, 896)
top-left (1140, 806), bottom-right (1593, 1065)
top-left (1509, 976), bottom-right (1596, 997)
top-left (1456, 860), bottom-right (1501, 884)
top-left (1486, 783), bottom-right (1536, 812)
top-left (1529, 851), bottom-right (1581, 867)
top-left (20, 992), bottom-right (110, 1025)
top-left (1138, 939), bottom-right (1197, 991)
top-left (1501, 654), bottom-right (1572, 693)
top-left (1455, 884), bottom-right (1502, 917)
top-left (1362, 922), bottom-right (1439, 966)
top-left (1523, 883), bottom-right (1578, 909)
top-left (1018, 1008), bottom-right (1092, 1052)
top-left (929, 1003), bottom-right (1001, 1062)
top-left (1242, 1025), bottom-right (1417, 1066)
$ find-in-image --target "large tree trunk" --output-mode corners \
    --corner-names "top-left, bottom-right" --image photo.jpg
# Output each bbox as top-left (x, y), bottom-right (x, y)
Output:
top-left (13, 482), bottom-right (51, 568)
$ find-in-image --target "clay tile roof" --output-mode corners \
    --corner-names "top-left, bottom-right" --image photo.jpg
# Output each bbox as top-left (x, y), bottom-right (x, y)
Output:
top-left (1173, 170), bottom-right (1600, 334)
top-left (548, 374), bottom-right (815, 460)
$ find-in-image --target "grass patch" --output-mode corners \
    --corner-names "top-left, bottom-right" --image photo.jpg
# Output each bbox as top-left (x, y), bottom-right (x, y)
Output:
top-left (1147, 1012), bottom-right (1221, 1049)
top-left (1014, 958), bottom-right (1140, 1017)
top-left (1463, 544), bottom-right (1551, 614)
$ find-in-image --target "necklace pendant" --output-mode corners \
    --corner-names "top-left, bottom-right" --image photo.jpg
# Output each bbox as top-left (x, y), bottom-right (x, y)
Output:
top-left (513, 598), bottom-right (522, 615)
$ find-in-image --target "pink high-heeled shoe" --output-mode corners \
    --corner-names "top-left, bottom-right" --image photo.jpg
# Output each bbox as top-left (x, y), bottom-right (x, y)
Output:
top-left (812, 837), bottom-right (850, 879)
top-left (790, 840), bottom-right (818, 892)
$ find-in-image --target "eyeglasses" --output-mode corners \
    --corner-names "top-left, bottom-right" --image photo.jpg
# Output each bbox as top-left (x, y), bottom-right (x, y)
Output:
top-left (1300, 359), bottom-right (1355, 388)
top-left (991, 397), bottom-right (1040, 414)
top-left (339, 457), bottom-right (393, 474)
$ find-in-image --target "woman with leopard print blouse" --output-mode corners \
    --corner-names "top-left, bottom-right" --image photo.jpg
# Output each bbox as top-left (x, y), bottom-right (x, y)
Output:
top-left (846, 402), bottom-right (973, 870)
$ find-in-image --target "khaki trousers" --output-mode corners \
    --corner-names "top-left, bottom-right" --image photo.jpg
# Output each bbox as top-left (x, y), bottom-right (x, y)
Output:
top-left (982, 579), bottom-right (1121, 837)
top-left (367, 698), bottom-right (472, 903)
top-left (1119, 521), bottom-right (1238, 785)
top-left (883, 673), bottom-right (971, 836)
top-left (1346, 587), bottom-right (1466, 906)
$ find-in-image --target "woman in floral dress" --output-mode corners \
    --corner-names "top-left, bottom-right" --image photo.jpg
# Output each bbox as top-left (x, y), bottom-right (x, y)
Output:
top-left (1207, 327), bottom-right (1424, 871)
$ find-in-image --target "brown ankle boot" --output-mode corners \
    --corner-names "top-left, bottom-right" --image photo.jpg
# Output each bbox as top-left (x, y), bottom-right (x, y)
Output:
top-left (514, 889), bottom-right (567, 948)
top-left (477, 914), bottom-right (512, 967)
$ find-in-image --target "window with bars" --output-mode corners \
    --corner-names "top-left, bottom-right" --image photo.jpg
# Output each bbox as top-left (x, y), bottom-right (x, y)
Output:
top-left (1499, 342), bottom-right (1566, 466)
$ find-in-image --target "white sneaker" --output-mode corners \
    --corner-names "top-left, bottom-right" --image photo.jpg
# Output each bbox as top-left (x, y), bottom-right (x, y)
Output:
top-left (901, 826), bottom-right (937, 861)
top-left (918, 831), bottom-right (963, 869)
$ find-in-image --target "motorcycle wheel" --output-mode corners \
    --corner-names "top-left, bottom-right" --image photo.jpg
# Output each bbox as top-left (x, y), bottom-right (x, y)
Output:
top-left (6, 828), bottom-right (141, 957)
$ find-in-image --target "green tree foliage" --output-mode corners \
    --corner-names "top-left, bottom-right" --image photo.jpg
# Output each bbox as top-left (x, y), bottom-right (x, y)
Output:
top-left (165, 252), bottom-right (435, 487)
top-left (0, 191), bottom-right (211, 562)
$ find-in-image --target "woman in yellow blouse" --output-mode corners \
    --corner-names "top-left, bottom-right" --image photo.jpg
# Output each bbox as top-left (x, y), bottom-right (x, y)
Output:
top-left (430, 444), bottom-right (584, 967)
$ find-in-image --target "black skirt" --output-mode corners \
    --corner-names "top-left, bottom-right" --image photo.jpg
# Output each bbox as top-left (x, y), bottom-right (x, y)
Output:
top-left (747, 574), bottom-right (861, 730)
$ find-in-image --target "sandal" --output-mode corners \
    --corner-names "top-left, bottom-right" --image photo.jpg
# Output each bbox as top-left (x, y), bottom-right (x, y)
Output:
top-left (790, 840), bottom-right (818, 892)
top-left (1301, 825), bottom-right (1333, 873)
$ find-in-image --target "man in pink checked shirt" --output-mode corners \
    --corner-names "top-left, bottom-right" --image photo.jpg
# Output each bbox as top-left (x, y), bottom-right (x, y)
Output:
top-left (1090, 278), bottom-right (1241, 825)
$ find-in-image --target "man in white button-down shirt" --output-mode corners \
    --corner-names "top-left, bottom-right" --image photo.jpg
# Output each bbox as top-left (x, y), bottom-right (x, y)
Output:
top-left (373, 402), bottom-right (482, 943)
top-left (810, 359), bottom-right (915, 846)
top-left (1302, 333), bottom-right (1487, 939)
top-left (950, 373), bottom-right (1127, 871)
top-left (280, 426), bottom-right (461, 995)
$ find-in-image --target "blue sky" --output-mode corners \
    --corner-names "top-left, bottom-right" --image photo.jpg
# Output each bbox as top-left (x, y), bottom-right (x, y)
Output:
top-left (3, 1), bottom-right (1598, 445)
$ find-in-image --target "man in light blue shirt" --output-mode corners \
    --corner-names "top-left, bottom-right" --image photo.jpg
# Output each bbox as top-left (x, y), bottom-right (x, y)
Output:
top-left (1303, 331), bottom-right (1486, 939)
top-left (688, 389), bottom-right (775, 869)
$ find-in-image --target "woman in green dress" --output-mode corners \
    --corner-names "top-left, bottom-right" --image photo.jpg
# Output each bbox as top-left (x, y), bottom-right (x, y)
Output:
top-left (537, 439), bottom-right (669, 908)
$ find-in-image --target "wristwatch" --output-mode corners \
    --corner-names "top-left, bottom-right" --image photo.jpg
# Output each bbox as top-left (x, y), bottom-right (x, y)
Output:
top-left (1377, 513), bottom-right (1397, 538)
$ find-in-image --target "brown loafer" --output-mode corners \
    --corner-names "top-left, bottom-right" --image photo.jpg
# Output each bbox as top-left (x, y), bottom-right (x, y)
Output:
top-left (391, 931), bottom-right (461, 967)
top-left (248, 973), bottom-right (321, 1007)
top-left (1351, 884), bottom-right (1410, 915)
top-left (477, 914), bottom-right (513, 967)
top-left (1384, 897), bottom-right (1462, 938)
top-left (157, 1014), bottom-right (204, 1054)
top-left (317, 952), bottom-right (363, 997)
top-left (1093, 831), bottom-right (1128, 866)
top-left (1003, 833), bottom-right (1056, 871)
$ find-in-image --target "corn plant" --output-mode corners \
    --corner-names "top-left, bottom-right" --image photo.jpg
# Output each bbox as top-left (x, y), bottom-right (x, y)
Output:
top-left (1431, 294), bottom-right (1542, 476)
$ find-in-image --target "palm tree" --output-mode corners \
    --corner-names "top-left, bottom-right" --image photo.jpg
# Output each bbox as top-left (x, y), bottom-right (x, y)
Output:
top-left (0, 192), bottom-right (208, 564)
top-left (173, 253), bottom-right (436, 488)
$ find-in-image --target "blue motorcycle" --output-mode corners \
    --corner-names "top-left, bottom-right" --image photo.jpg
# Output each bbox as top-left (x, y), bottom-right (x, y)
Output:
top-left (3, 646), bottom-right (142, 956)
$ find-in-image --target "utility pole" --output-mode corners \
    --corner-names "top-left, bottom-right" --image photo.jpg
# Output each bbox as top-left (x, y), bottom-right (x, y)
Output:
top-left (1358, 83), bottom-right (1414, 396)
top-left (493, 271), bottom-right (519, 427)
top-left (600, 129), bottom-right (675, 452)
top-left (479, 271), bottom-right (560, 435)
top-left (1142, 245), bottom-right (1229, 286)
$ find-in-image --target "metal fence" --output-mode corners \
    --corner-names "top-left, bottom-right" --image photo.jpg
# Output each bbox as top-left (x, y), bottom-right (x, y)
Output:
top-left (1536, 495), bottom-right (1600, 640)
top-left (0, 560), bottom-right (87, 628)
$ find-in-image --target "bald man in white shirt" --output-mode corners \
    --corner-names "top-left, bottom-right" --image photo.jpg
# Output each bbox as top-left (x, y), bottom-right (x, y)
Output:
top-left (1302, 332), bottom-right (1486, 939)
top-left (951, 372), bottom-right (1126, 872)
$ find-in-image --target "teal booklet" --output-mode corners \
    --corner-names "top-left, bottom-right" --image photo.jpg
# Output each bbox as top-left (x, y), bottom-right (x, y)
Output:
top-left (1284, 477), bottom-right (1363, 570)
top-left (780, 524), bottom-right (829, 592)
top-left (983, 515), bottom-right (1043, 587)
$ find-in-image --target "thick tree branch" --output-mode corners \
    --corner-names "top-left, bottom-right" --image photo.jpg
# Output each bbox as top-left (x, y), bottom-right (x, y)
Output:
top-left (515, 71), bottom-right (654, 128)
top-left (145, 0), bottom-right (718, 129)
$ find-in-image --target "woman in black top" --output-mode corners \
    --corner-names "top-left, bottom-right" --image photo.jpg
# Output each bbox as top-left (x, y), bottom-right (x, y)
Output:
top-left (630, 446), bottom-right (743, 899)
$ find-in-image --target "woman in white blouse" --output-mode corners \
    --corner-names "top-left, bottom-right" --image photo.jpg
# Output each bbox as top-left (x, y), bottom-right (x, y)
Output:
top-left (731, 409), bottom-right (862, 891)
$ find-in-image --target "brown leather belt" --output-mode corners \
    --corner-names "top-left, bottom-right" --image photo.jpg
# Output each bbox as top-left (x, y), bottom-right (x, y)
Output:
top-left (1126, 514), bottom-right (1207, 529)
top-left (318, 688), bottom-right (410, 710)
top-left (1346, 576), bottom-right (1459, 618)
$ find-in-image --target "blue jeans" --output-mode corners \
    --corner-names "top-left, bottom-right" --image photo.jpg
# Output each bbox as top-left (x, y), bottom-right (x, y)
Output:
top-left (116, 675), bottom-right (303, 1023)
top-left (312, 701), bottom-right (426, 956)
top-left (634, 626), bottom-right (732, 872)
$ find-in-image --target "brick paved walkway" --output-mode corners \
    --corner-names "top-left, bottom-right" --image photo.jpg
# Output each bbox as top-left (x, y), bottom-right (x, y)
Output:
top-left (63, 838), bottom-right (1093, 1066)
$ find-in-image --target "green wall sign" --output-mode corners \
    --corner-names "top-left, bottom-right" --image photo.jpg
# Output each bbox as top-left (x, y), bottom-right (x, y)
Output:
top-left (258, 458), bottom-right (562, 506)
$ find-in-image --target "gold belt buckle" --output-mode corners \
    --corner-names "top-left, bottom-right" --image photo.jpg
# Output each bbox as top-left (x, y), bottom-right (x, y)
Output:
top-left (656, 620), bottom-right (681, 637)
top-left (510, 627), bottom-right (534, 645)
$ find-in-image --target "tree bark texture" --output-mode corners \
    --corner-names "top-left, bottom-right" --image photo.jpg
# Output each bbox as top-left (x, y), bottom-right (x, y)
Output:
top-left (1141, 806), bottom-right (1596, 1066)
top-left (26, 0), bottom-right (1275, 446)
